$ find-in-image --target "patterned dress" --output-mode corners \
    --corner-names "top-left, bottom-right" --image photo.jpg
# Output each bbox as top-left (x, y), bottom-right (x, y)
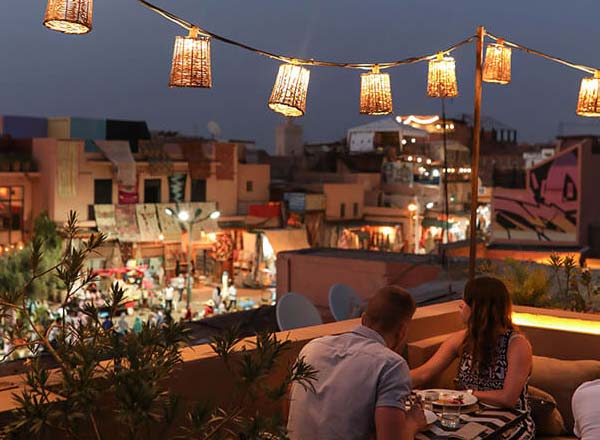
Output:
top-left (456, 329), bottom-right (535, 440)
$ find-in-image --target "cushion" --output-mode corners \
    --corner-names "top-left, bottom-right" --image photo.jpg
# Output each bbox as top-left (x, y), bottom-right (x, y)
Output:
top-left (528, 385), bottom-right (566, 436)
top-left (530, 356), bottom-right (600, 432)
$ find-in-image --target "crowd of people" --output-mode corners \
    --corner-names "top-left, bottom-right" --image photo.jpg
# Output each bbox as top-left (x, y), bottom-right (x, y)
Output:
top-left (286, 277), bottom-right (599, 440)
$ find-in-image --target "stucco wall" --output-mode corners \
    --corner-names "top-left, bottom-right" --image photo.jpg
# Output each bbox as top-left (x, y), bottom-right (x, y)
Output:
top-left (323, 183), bottom-right (364, 220)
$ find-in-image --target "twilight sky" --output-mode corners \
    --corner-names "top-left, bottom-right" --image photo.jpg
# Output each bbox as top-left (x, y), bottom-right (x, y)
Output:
top-left (2, 1), bottom-right (600, 151)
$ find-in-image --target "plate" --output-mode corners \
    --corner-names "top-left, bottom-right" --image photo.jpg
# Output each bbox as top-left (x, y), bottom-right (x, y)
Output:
top-left (424, 409), bottom-right (437, 425)
top-left (417, 389), bottom-right (478, 407)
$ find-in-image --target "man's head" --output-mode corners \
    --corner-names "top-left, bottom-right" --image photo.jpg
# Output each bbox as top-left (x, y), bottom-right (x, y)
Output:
top-left (361, 285), bottom-right (416, 352)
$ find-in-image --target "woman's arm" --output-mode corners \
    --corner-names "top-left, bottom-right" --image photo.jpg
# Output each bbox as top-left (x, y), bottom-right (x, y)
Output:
top-left (410, 330), bottom-right (464, 389)
top-left (473, 334), bottom-right (532, 408)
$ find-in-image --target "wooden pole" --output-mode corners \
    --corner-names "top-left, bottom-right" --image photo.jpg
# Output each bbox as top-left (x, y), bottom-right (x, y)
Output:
top-left (468, 25), bottom-right (485, 281)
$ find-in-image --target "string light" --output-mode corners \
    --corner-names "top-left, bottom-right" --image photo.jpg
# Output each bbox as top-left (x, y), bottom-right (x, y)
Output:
top-left (40, 0), bottom-right (600, 120)
top-left (576, 71), bottom-right (600, 117)
top-left (360, 65), bottom-right (393, 115)
top-left (427, 53), bottom-right (458, 98)
top-left (268, 63), bottom-right (310, 117)
top-left (169, 27), bottom-right (212, 88)
top-left (483, 41), bottom-right (511, 84)
top-left (43, 0), bottom-right (93, 34)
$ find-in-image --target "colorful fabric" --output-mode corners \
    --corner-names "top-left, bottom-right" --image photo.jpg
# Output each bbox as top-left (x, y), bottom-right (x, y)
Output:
top-left (94, 205), bottom-right (118, 239)
top-left (136, 204), bottom-right (162, 242)
top-left (115, 205), bottom-right (140, 242)
top-left (118, 184), bottom-right (139, 204)
top-left (215, 143), bottom-right (236, 180)
top-left (96, 140), bottom-right (136, 187)
top-left (210, 233), bottom-right (234, 261)
top-left (140, 140), bottom-right (172, 175)
top-left (180, 141), bottom-right (211, 179)
top-left (168, 173), bottom-right (187, 202)
top-left (57, 140), bottom-right (79, 198)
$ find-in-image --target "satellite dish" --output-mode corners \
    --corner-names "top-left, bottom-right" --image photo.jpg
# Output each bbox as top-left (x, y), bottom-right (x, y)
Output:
top-left (207, 121), bottom-right (221, 140)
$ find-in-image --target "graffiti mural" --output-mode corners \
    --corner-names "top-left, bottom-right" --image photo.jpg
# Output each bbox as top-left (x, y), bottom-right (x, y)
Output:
top-left (491, 147), bottom-right (578, 244)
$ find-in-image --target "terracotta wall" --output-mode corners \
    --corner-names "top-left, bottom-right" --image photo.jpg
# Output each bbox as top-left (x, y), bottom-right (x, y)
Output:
top-left (276, 250), bottom-right (441, 321)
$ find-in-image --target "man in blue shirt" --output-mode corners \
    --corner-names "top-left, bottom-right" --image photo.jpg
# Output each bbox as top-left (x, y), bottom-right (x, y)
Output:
top-left (287, 285), bottom-right (425, 439)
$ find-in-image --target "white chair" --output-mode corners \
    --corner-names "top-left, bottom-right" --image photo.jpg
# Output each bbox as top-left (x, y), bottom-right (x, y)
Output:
top-left (328, 283), bottom-right (366, 321)
top-left (276, 292), bottom-right (323, 331)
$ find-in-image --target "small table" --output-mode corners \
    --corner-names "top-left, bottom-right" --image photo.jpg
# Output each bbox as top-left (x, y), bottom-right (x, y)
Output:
top-left (416, 407), bottom-right (527, 440)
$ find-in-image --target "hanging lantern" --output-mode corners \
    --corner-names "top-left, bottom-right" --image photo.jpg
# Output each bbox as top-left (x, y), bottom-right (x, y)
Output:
top-left (360, 65), bottom-right (393, 115)
top-left (268, 63), bottom-right (310, 117)
top-left (576, 72), bottom-right (600, 117)
top-left (43, 0), bottom-right (93, 34)
top-left (427, 53), bottom-right (458, 98)
top-left (483, 41), bottom-right (512, 84)
top-left (169, 27), bottom-right (212, 88)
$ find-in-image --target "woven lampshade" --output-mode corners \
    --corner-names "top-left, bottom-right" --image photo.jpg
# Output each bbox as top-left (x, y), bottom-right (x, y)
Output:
top-left (427, 55), bottom-right (458, 98)
top-left (169, 29), bottom-right (212, 88)
top-left (43, 0), bottom-right (93, 34)
top-left (483, 43), bottom-right (512, 84)
top-left (576, 73), bottom-right (600, 117)
top-left (360, 66), bottom-right (393, 115)
top-left (268, 63), bottom-right (310, 117)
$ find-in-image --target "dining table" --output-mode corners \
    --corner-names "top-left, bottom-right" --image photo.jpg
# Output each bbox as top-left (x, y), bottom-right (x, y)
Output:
top-left (416, 406), bottom-right (528, 440)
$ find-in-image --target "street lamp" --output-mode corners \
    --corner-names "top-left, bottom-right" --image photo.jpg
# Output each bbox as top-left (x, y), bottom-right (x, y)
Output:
top-left (165, 206), bottom-right (220, 309)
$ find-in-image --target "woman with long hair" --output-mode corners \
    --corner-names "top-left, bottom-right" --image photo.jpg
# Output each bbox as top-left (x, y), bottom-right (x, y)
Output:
top-left (410, 276), bottom-right (535, 439)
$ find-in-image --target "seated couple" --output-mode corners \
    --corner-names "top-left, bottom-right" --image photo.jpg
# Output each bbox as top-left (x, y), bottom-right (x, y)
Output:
top-left (287, 277), bottom-right (535, 440)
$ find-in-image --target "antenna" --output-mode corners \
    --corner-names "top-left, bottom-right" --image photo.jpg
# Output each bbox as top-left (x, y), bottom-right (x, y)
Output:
top-left (207, 121), bottom-right (221, 140)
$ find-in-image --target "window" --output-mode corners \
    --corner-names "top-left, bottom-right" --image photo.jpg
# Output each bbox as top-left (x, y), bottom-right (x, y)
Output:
top-left (353, 202), bottom-right (359, 217)
top-left (94, 179), bottom-right (113, 204)
top-left (191, 179), bottom-right (207, 202)
top-left (246, 180), bottom-right (254, 192)
top-left (144, 179), bottom-right (162, 203)
top-left (0, 186), bottom-right (24, 234)
top-left (340, 203), bottom-right (346, 218)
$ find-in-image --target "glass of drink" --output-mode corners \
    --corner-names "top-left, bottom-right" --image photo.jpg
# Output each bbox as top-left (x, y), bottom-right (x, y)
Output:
top-left (422, 391), bottom-right (439, 412)
top-left (441, 403), bottom-right (461, 429)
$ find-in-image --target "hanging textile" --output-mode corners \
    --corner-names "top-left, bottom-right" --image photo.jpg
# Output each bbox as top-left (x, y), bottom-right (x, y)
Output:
top-left (118, 242), bottom-right (134, 265)
top-left (215, 143), bottom-right (236, 180)
top-left (168, 173), bottom-right (187, 202)
top-left (180, 141), bottom-right (211, 179)
top-left (140, 140), bottom-right (173, 175)
top-left (96, 140), bottom-right (139, 204)
top-left (136, 204), bottom-right (162, 242)
top-left (157, 203), bottom-right (182, 242)
top-left (190, 202), bottom-right (219, 237)
top-left (304, 211), bottom-right (324, 247)
top-left (118, 184), bottom-right (139, 204)
top-left (115, 204), bottom-right (140, 242)
top-left (57, 140), bottom-right (79, 198)
top-left (94, 205), bottom-right (118, 239)
top-left (96, 140), bottom-right (136, 186)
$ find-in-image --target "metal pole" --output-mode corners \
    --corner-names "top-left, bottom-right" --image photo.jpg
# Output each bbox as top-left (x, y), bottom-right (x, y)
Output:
top-left (468, 25), bottom-right (485, 281)
top-left (441, 98), bottom-right (450, 255)
top-left (186, 221), bottom-right (193, 309)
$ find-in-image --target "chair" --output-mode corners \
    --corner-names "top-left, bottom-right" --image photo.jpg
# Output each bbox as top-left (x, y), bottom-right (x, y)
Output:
top-left (276, 292), bottom-right (323, 331)
top-left (328, 283), bottom-right (366, 321)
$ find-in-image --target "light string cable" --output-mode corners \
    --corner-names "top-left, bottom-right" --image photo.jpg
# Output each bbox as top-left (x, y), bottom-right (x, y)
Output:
top-left (485, 30), bottom-right (597, 75)
top-left (137, 0), bottom-right (476, 70)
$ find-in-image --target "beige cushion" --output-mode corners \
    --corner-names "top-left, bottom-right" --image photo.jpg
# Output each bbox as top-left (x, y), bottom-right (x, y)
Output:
top-left (530, 356), bottom-right (600, 432)
top-left (528, 385), bottom-right (566, 436)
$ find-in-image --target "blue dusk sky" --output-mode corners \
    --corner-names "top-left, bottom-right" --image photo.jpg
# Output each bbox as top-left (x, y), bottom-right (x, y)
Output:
top-left (1, 0), bottom-right (600, 150)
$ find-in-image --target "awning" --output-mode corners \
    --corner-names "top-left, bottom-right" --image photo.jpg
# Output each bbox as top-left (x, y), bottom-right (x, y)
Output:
top-left (263, 228), bottom-right (310, 255)
top-left (422, 218), bottom-right (453, 229)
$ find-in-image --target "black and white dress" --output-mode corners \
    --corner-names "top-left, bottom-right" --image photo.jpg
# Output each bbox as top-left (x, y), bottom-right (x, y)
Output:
top-left (456, 329), bottom-right (535, 440)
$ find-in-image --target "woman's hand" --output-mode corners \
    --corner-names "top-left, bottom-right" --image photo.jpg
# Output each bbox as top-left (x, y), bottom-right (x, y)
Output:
top-left (410, 330), bottom-right (464, 389)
